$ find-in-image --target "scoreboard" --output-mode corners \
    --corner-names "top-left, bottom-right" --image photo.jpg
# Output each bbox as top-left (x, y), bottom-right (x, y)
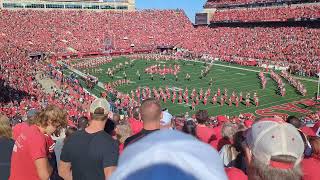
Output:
top-left (195, 13), bottom-right (208, 25)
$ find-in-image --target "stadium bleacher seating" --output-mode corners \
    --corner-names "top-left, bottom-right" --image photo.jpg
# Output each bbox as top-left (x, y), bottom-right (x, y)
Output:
top-left (211, 5), bottom-right (320, 22)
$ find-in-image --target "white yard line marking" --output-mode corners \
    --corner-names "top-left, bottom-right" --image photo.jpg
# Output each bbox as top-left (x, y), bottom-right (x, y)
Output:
top-left (236, 73), bottom-right (246, 75)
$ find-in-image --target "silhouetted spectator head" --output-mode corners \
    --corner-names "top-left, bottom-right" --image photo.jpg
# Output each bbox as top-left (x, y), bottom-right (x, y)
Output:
top-left (195, 110), bottom-right (209, 125)
top-left (77, 116), bottom-right (88, 131)
top-left (131, 107), bottom-right (140, 120)
top-left (113, 113), bottom-right (120, 123)
top-left (287, 116), bottom-right (301, 128)
top-left (64, 127), bottom-right (77, 143)
top-left (182, 119), bottom-right (197, 137)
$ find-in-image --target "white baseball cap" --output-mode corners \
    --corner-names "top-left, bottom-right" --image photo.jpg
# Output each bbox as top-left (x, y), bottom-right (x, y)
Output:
top-left (246, 118), bottom-right (304, 168)
top-left (89, 98), bottom-right (110, 115)
top-left (110, 130), bottom-right (227, 180)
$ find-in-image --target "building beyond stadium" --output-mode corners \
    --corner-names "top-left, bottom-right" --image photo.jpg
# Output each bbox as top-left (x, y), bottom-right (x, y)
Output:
top-left (0, 0), bottom-right (135, 11)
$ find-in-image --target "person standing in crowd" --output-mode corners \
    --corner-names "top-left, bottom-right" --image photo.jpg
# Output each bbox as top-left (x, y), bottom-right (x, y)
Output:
top-left (10, 105), bottom-right (67, 180)
top-left (127, 107), bottom-right (143, 135)
top-left (195, 110), bottom-right (217, 143)
top-left (182, 119), bottom-right (197, 137)
top-left (243, 118), bottom-right (304, 180)
top-left (0, 114), bottom-right (14, 180)
top-left (77, 116), bottom-right (89, 131)
top-left (124, 98), bottom-right (162, 148)
top-left (54, 127), bottom-right (77, 166)
top-left (219, 122), bottom-right (242, 168)
top-left (59, 98), bottom-right (119, 180)
top-left (111, 130), bottom-right (228, 180)
top-left (301, 136), bottom-right (320, 180)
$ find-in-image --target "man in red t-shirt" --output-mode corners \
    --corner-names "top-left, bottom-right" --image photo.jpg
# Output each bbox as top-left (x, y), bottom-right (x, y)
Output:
top-left (128, 107), bottom-right (143, 135)
top-left (195, 110), bottom-right (216, 144)
top-left (10, 105), bottom-right (67, 180)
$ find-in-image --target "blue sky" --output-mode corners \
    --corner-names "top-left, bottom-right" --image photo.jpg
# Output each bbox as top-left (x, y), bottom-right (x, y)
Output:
top-left (136, 0), bottom-right (207, 23)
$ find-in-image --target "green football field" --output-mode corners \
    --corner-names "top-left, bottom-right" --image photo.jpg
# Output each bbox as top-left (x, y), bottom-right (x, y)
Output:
top-left (72, 57), bottom-right (318, 117)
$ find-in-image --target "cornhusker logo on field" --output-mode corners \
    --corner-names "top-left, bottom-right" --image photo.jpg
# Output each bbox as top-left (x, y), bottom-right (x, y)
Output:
top-left (255, 99), bottom-right (319, 119)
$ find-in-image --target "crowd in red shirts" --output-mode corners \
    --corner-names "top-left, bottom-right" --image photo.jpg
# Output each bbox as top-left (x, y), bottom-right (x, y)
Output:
top-left (0, 9), bottom-right (192, 53)
top-left (204, 0), bottom-right (275, 7)
top-left (211, 5), bottom-right (320, 22)
top-left (0, 8), bottom-right (319, 76)
top-left (181, 26), bottom-right (320, 76)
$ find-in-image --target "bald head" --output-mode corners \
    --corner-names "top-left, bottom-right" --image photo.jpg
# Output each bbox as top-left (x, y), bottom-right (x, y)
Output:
top-left (140, 98), bottom-right (162, 123)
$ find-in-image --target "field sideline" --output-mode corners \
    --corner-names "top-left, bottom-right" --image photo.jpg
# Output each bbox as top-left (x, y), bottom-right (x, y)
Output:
top-left (70, 57), bottom-right (318, 117)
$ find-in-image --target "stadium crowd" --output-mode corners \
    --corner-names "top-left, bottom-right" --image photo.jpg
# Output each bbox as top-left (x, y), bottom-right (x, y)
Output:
top-left (182, 26), bottom-right (320, 77)
top-left (211, 5), bottom-right (320, 22)
top-left (1, 96), bottom-right (320, 180)
top-left (0, 3), bottom-right (320, 180)
top-left (0, 9), bottom-right (319, 76)
top-left (204, 0), bottom-right (276, 7)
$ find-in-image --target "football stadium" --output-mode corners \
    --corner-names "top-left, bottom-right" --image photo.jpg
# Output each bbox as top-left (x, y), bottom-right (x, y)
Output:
top-left (0, 0), bottom-right (320, 180)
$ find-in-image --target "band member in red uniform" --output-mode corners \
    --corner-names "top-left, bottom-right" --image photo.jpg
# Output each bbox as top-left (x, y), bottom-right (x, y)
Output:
top-left (203, 97), bottom-right (207, 105)
top-left (192, 101), bottom-right (196, 110)
top-left (229, 97), bottom-right (232, 107)
top-left (199, 88), bottom-right (203, 100)
top-left (212, 94), bottom-right (217, 105)
top-left (246, 98), bottom-right (250, 107)
top-left (235, 96), bottom-right (239, 107)
top-left (220, 96), bottom-right (224, 106)
top-left (239, 91), bottom-right (243, 102)
top-left (255, 97), bottom-right (259, 107)
top-left (178, 95), bottom-right (183, 104)
top-left (217, 88), bottom-right (221, 96)
top-left (195, 96), bottom-right (199, 105)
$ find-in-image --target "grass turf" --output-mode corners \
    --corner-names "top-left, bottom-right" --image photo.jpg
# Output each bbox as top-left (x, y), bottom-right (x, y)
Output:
top-left (73, 57), bottom-right (318, 117)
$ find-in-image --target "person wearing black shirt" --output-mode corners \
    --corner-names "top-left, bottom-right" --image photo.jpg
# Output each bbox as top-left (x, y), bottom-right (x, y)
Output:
top-left (124, 98), bottom-right (162, 148)
top-left (0, 114), bottom-right (14, 180)
top-left (59, 98), bottom-right (119, 180)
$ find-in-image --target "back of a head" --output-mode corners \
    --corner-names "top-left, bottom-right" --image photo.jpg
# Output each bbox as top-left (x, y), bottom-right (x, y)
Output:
top-left (140, 98), bottom-right (161, 123)
top-left (28, 105), bottom-right (67, 130)
top-left (195, 110), bottom-right (208, 125)
top-left (132, 107), bottom-right (140, 120)
top-left (64, 127), bottom-right (77, 143)
top-left (89, 98), bottom-right (110, 121)
top-left (287, 116), bottom-right (301, 129)
top-left (222, 122), bottom-right (239, 141)
top-left (308, 136), bottom-right (320, 156)
top-left (246, 118), bottom-right (304, 180)
top-left (113, 113), bottom-right (120, 123)
top-left (77, 116), bottom-right (89, 131)
top-left (0, 113), bottom-right (12, 139)
top-left (110, 130), bottom-right (228, 180)
top-left (182, 120), bottom-right (197, 137)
